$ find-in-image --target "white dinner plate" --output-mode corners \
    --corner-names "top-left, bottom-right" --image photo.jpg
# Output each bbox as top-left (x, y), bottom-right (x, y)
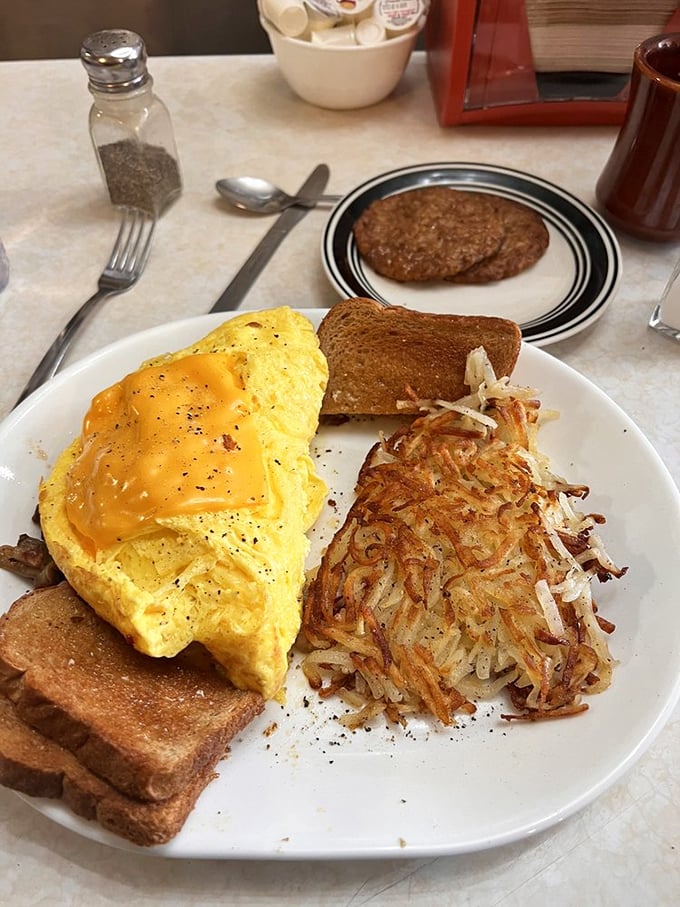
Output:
top-left (322, 163), bottom-right (622, 346)
top-left (2, 309), bottom-right (679, 860)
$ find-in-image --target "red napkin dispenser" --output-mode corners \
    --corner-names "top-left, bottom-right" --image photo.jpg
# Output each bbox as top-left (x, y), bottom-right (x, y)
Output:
top-left (425, 0), bottom-right (680, 126)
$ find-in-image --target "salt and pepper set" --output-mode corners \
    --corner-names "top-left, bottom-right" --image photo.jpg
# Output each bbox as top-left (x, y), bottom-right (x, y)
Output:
top-left (80, 29), bottom-right (182, 217)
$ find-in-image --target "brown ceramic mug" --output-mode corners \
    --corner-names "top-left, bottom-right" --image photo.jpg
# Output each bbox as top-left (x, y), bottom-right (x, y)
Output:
top-left (596, 32), bottom-right (680, 242)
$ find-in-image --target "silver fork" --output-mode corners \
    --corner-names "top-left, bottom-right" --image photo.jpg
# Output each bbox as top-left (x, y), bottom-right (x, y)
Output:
top-left (14, 207), bottom-right (156, 408)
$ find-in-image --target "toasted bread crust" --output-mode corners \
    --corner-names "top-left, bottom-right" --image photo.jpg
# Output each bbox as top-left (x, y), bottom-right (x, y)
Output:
top-left (317, 298), bottom-right (522, 415)
top-left (0, 694), bottom-right (212, 846)
top-left (0, 583), bottom-right (264, 801)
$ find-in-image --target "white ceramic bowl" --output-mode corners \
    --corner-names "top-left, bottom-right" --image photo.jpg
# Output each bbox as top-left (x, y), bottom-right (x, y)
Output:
top-left (260, 16), bottom-right (422, 110)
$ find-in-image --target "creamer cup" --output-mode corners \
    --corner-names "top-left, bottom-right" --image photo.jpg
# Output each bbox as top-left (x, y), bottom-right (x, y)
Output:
top-left (355, 17), bottom-right (387, 45)
top-left (306, 9), bottom-right (341, 31)
top-left (304, 0), bottom-right (342, 15)
top-left (310, 22), bottom-right (357, 45)
top-left (374, 0), bottom-right (425, 33)
top-left (333, 0), bottom-right (375, 17)
top-left (262, 0), bottom-right (309, 37)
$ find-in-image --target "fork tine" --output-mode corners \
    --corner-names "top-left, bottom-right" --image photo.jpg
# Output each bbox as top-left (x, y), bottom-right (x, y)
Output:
top-left (108, 208), bottom-right (155, 275)
top-left (129, 210), bottom-right (156, 275)
top-left (108, 207), bottom-right (135, 270)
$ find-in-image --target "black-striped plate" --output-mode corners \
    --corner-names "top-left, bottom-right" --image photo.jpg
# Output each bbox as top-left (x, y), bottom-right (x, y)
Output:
top-left (321, 162), bottom-right (621, 347)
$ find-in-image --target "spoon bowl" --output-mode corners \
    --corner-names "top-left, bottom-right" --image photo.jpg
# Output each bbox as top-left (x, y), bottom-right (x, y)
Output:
top-left (216, 176), bottom-right (341, 214)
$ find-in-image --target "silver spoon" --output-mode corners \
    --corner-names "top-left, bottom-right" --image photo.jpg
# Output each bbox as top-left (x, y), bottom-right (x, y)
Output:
top-left (216, 176), bottom-right (342, 214)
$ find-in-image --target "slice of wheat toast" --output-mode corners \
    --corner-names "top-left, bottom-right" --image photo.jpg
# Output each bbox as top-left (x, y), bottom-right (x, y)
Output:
top-left (0, 693), bottom-right (213, 847)
top-left (0, 583), bottom-right (264, 801)
top-left (318, 298), bottom-right (522, 415)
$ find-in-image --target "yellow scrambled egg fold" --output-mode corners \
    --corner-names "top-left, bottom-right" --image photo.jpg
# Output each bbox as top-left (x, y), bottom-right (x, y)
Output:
top-left (38, 308), bottom-right (328, 699)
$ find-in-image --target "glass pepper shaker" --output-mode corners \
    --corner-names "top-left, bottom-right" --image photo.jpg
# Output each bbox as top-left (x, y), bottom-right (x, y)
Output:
top-left (80, 29), bottom-right (182, 216)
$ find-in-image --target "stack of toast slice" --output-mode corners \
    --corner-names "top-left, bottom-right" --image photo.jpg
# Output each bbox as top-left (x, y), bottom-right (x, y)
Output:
top-left (0, 582), bottom-right (264, 846)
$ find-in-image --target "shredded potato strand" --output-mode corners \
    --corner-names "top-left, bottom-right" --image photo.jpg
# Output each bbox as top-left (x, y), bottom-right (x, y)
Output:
top-left (301, 349), bottom-right (626, 728)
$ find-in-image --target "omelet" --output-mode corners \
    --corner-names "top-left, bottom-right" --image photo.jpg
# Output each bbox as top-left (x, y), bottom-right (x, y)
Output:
top-left (39, 308), bottom-right (328, 699)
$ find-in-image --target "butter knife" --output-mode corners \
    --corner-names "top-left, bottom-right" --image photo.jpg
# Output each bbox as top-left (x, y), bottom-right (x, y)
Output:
top-left (210, 163), bottom-right (330, 313)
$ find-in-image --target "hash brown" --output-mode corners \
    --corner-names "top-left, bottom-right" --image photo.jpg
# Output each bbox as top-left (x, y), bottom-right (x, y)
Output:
top-left (302, 349), bottom-right (625, 727)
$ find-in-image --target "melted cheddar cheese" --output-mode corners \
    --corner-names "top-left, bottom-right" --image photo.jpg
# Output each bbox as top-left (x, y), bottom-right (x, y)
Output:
top-left (65, 354), bottom-right (266, 548)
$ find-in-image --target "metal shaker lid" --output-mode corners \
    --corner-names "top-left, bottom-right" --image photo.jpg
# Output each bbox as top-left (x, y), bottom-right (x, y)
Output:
top-left (80, 30), bottom-right (150, 92)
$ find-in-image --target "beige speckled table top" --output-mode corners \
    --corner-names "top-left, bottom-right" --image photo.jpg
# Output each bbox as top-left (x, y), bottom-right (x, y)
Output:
top-left (0, 52), bottom-right (679, 905)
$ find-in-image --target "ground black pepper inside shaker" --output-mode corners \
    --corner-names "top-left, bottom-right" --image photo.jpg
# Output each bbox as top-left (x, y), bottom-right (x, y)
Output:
top-left (81, 30), bottom-right (182, 216)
